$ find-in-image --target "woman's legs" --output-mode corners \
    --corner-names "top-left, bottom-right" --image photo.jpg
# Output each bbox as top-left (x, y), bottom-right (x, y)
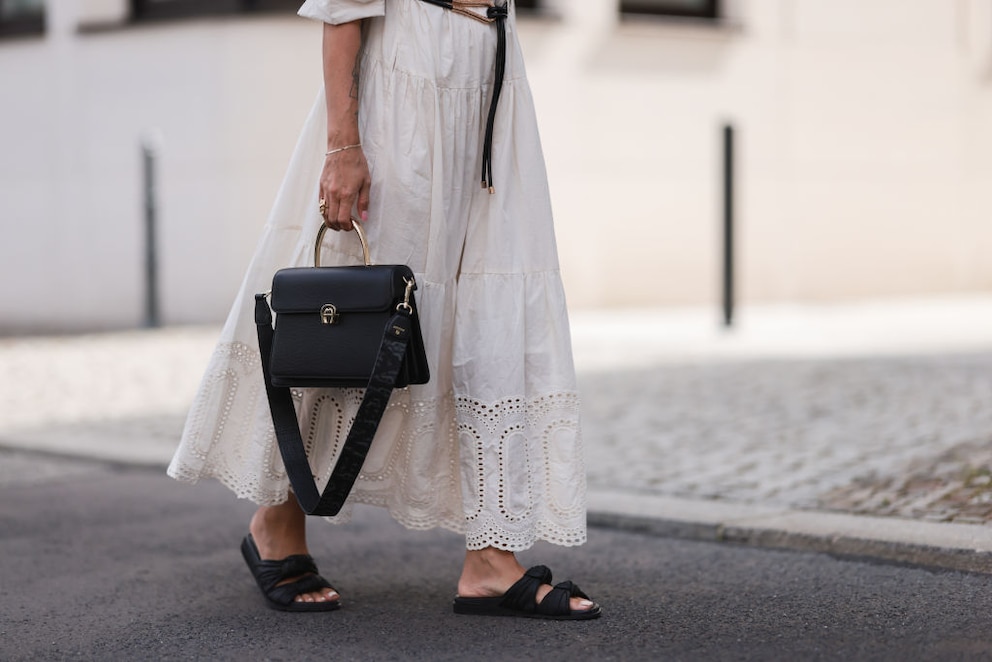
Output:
top-left (457, 547), bottom-right (595, 612)
top-left (248, 498), bottom-right (340, 604)
top-left (249, 500), bottom-right (592, 609)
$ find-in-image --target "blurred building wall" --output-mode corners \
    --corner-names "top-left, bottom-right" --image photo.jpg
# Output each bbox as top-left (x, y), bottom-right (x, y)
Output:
top-left (1, 0), bottom-right (991, 333)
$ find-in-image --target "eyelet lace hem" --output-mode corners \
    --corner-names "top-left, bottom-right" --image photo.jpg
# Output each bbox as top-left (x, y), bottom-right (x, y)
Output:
top-left (168, 341), bottom-right (587, 551)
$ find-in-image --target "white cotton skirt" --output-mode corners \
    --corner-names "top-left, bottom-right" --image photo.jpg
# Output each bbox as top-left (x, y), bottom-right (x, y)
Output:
top-left (168, 0), bottom-right (587, 551)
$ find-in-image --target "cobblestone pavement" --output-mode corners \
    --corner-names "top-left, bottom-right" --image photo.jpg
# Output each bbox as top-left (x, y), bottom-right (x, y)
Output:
top-left (819, 440), bottom-right (992, 524)
top-left (578, 354), bottom-right (992, 524)
top-left (2, 305), bottom-right (992, 526)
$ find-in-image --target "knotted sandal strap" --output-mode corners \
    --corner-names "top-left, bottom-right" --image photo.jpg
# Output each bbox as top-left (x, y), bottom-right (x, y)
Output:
top-left (452, 563), bottom-right (600, 620)
top-left (536, 580), bottom-right (591, 617)
top-left (242, 534), bottom-right (339, 610)
top-left (499, 565), bottom-right (553, 614)
top-left (252, 554), bottom-right (321, 594)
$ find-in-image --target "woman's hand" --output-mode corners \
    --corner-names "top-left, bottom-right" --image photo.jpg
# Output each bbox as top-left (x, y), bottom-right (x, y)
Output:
top-left (319, 146), bottom-right (370, 231)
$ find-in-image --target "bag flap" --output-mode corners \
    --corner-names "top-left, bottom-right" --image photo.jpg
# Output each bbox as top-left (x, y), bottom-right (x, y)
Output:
top-left (270, 265), bottom-right (411, 313)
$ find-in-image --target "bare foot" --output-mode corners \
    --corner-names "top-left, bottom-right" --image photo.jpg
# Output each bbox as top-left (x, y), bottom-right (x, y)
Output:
top-left (248, 499), bottom-right (339, 605)
top-left (457, 547), bottom-right (595, 613)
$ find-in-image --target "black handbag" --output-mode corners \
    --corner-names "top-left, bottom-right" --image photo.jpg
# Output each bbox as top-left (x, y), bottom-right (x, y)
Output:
top-left (254, 221), bottom-right (429, 516)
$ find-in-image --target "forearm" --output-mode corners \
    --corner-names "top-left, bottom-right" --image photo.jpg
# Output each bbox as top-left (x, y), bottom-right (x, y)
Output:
top-left (322, 21), bottom-right (364, 150)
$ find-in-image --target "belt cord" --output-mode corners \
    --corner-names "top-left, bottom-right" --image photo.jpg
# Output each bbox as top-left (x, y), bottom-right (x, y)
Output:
top-left (417, 0), bottom-right (508, 194)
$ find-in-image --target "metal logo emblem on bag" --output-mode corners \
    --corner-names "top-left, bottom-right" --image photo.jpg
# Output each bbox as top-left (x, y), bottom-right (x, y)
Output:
top-left (320, 303), bottom-right (339, 325)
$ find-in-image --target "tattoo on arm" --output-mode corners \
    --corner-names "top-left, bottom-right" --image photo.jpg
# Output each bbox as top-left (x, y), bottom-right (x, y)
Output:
top-left (349, 56), bottom-right (360, 101)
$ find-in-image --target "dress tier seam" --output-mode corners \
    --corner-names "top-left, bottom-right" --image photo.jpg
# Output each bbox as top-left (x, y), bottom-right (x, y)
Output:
top-left (363, 53), bottom-right (527, 91)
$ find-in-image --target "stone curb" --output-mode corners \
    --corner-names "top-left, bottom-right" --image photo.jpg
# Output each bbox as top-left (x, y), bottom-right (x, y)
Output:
top-left (588, 489), bottom-right (992, 575)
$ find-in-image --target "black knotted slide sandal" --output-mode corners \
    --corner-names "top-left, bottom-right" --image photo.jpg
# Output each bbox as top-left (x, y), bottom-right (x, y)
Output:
top-left (453, 565), bottom-right (602, 620)
top-left (240, 534), bottom-right (341, 612)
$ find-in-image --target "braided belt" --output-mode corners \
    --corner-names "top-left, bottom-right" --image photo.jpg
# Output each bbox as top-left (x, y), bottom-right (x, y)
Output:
top-left (417, 0), bottom-right (509, 194)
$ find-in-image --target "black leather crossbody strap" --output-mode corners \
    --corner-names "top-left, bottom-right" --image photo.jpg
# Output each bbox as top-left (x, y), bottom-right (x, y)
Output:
top-left (254, 293), bottom-right (413, 516)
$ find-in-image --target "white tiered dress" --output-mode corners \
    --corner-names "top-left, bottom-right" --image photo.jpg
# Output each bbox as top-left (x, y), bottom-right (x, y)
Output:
top-left (167, 0), bottom-right (587, 551)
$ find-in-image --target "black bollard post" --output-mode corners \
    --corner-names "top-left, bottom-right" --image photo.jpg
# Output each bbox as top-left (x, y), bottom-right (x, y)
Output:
top-left (721, 123), bottom-right (735, 328)
top-left (142, 137), bottom-right (160, 328)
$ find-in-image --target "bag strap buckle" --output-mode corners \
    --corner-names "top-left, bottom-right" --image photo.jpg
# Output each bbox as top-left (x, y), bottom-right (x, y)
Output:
top-left (396, 277), bottom-right (415, 315)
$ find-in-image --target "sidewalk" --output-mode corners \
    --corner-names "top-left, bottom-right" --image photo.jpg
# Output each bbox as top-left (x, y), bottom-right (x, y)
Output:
top-left (3, 294), bottom-right (992, 572)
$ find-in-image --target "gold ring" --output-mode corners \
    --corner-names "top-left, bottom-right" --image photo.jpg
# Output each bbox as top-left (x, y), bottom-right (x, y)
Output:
top-left (318, 198), bottom-right (327, 215)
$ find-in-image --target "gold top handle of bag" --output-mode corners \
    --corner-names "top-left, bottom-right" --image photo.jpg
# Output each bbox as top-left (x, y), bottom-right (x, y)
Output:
top-left (314, 219), bottom-right (372, 267)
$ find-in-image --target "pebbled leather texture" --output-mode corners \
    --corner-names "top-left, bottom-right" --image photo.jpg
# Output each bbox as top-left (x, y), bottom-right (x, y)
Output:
top-left (270, 266), bottom-right (401, 314)
top-left (267, 264), bottom-right (428, 388)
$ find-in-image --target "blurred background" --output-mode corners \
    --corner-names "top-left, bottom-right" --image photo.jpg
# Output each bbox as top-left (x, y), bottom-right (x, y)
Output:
top-left (2, 0), bottom-right (991, 334)
top-left (1, 0), bottom-right (992, 555)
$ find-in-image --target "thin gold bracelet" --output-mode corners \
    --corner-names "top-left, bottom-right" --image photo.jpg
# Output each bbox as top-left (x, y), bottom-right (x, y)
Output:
top-left (325, 143), bottom-right (362, 157)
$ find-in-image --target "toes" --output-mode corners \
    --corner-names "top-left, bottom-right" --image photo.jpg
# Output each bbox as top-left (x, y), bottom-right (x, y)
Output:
top-left (277, 572), bottom-right (340, 604)
top-left (293, 589), bottom-right (339, 603)
top-left (572, 597), bottom-right (595, 612)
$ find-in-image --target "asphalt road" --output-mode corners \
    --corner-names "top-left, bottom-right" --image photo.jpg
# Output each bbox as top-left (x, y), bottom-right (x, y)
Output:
top-left (3, 458), bottom-right (992, 661)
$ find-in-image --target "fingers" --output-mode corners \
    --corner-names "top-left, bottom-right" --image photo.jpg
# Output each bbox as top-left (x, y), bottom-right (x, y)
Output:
top-left (318, 196), bottom-right (338, 230)
top-left (356, 181), bottom-right (370, 223)
top-left (319, 189), bottom-right (355, 232)
top-left (333, 195), bottom-right (354, 231)
top-left (318, 152), bottom-right (370, 232)
top-left (320, 183), bottom-right (368, 231)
